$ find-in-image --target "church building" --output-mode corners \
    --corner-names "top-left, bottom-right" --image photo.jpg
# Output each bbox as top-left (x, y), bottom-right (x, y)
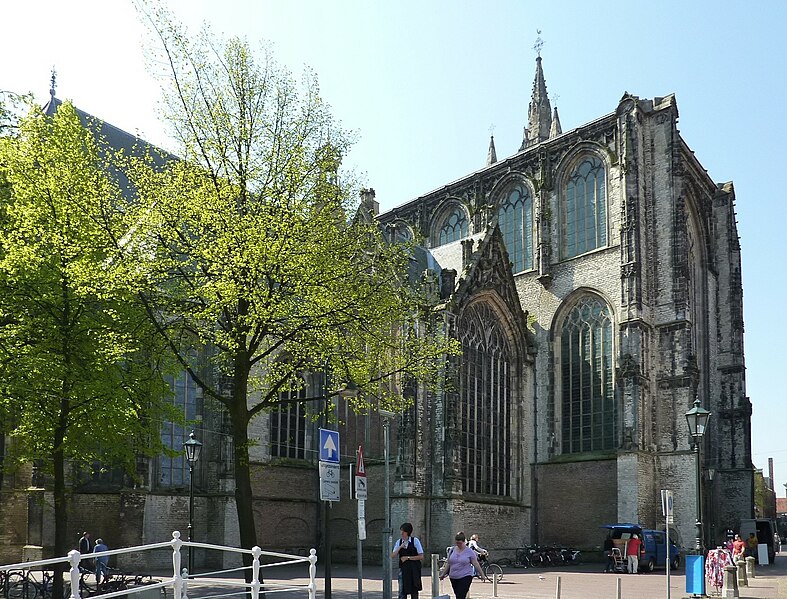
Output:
top-left (0, 56), bottom-right (752, 566)
top-left (375, 55), bottom-right (752, 554)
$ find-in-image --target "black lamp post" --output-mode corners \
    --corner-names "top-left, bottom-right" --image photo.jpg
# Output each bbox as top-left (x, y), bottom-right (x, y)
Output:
top-left (379, 409), bottom-right (395, 599)
top-left (184, 431), bottom-right (202, 574)
top-left (685, 398), bottom-right (711, 556)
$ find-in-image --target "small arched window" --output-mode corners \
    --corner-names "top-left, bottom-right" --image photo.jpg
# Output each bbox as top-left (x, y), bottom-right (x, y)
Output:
top-left (436, 205), bottom-right (468, 246)
top-left (497, 182), bottom-right (534, 272)
top-left (559, 296), bottom-right (616, 453)
top-left (563, 156), bottom-right (607, 258)
top-left (392, 222), bottom-right (413, 244)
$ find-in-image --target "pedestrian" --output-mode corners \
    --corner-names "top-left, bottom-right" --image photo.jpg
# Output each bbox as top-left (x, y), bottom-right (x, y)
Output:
top-left (603, 534), bottom-right (615, 572)
top-left (745, 532), bottom-right (758, 558)
top-left (439, 532), bottom-right (486, 599)
top-left (391, 523), bottom-right (423, 599)
top-left (732, 534), bottom-right (745, 561)
top-left (93, 538), bottom-right (109, 585)
top-left (626, 534), bottom-right (641, 574)
top-left (78, 531), bottom-right (94, 572)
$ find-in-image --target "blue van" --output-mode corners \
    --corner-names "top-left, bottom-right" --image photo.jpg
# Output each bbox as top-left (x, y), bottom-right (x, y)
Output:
top-left (601, 523), bottom-right (681, 572)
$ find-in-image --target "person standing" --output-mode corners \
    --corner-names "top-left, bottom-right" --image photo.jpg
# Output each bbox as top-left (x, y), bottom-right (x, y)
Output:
top-left (391, 523), bottom-right (423, 599)
top-left (626, 534), bottom-right (641, 574)
top-left (732, 534), bottom-right (746, 561)
top-left (93, 538), bottom-right (109, 585)
top-left (78, 532), bottom-right (94, 572)
top-left (603, 534), bottom-right (615, 573)
top-left (746, 533), bottom-right (758, 558)
top-left (439, 532), bottom-right (486, 599)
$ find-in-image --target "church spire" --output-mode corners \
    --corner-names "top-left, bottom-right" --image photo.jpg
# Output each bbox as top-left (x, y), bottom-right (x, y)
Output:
top-left (49, 67), bottom-right (57, 100)
top-left (486, 134), bottom-right (497, 166)
top-left (520, 55), bottom-right (553, 150)
top-left (550, 106), bottom-right (562, 137)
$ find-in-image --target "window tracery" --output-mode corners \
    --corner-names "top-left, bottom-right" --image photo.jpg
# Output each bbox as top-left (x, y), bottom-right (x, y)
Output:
top-left (436, 205), bottom-right (468, 246)
top-left (559, 296), bottom-right (616, 453)
top-left (562, 156), bottom-right (607, 258)
top-left (497, 182), bottom-right (534, 272)
top-left (458, 302), bottom-right (511, 496)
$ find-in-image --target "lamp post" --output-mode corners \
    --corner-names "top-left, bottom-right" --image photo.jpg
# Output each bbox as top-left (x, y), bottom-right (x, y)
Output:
top-left (685, 399), bottom-right (711, 557)
top-left (184, 431), bottom-right (202, 574)
top-left (379, 409), bottom-right (395, 599)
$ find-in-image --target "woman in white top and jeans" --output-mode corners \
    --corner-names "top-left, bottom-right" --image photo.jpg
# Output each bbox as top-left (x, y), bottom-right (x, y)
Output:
top-left (439, 532), bottom-right (486, 599)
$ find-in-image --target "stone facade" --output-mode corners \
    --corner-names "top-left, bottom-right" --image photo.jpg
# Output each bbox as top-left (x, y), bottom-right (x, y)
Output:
top-left (0, 57), bottom-right (752, 566)
top-left (376, 58), bottom-right (753, 555)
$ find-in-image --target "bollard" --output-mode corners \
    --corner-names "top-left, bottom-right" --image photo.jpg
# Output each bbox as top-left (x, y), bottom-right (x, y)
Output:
top-left (431, 554), bottom-right (440, 598)
top-left (745, 556), bottom-right (755, 579)
top-left (615, 576), bottom-right (621, 599)
top-left (554, 575), bottom-right (561, 599)
top-left (492, 571), bottom-right (498, 598)
top-left (722, 564), bottom-right (739, 598)
top-left (735, 558), bottom-right (748, 587)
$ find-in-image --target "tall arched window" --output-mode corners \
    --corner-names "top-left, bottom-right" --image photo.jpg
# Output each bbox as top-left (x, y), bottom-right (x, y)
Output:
top-left (458, 303), bottom-right (511, 496)
top-left (560, 297), bottom-right (616, 453)
top-left (563, 156), bottom-right (607, 258)
top-left (436, 205), bottom-right (468, 246)
top-left (498, 182), bottom-right (534, 272)
top-left (271, 382), bottom-right (309, 459)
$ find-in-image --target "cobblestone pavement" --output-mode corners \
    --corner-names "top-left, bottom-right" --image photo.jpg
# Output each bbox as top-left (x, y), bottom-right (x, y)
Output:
top-left (184, 553), bottom-right (787, 599)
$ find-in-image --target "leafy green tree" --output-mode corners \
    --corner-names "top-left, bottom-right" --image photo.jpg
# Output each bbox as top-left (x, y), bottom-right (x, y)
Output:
top-left (131, 4), bottom-right (457, 566)
top-left (0, 101), bottom-right (174, 597)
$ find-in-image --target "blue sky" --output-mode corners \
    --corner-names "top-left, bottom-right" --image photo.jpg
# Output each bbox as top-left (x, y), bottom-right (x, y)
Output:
top-left (3, 0), bottom-right (786, 501)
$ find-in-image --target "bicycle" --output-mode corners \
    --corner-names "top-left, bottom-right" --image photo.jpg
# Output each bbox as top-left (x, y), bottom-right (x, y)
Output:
top-left (3, 570), bottom-right (60, 599)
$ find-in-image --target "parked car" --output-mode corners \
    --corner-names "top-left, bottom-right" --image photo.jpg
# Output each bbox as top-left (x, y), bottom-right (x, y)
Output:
top-left (600, 523), bottom-right (681, 572)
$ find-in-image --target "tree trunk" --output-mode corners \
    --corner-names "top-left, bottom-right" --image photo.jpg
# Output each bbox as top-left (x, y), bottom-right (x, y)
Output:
top-left (229, 359), bottom-right (262, 587)
top-left (52, 416), bottom-right (68, 599)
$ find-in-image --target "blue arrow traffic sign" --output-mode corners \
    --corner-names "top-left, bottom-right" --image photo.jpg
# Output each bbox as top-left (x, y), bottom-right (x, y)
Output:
top-left (319, 428), bottom-right (340, 463)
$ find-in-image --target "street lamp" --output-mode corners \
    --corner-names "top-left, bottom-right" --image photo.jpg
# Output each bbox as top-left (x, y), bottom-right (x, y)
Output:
top-left (379, 409), bottom-right (395, 599)
top-left (184, 431), bottom-right (202, 574)
top-left (685, 398), bottom-right (711, 556)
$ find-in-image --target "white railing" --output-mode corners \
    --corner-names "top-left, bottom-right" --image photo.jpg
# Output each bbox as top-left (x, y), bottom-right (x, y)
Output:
top-left (0, 531), bottom-right (318, 599)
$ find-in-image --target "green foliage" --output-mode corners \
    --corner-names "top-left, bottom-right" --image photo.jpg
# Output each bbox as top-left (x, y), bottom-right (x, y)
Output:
top-left (130, 7), bottom-right (458, 418)
top-left (0, 101), bottom-right (176, 477)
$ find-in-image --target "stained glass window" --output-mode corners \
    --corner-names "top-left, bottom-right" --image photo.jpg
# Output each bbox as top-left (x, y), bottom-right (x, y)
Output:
top-left (458, 303), bottom-right (511, 496)
top-left (498, 183), bottom-right (534, 272)
top-left (563, 156), bottom-right (606, 258)
top-left (560, 297), bottom-right (616, 453)
top-left (437, 205), bottom-right (468, 246)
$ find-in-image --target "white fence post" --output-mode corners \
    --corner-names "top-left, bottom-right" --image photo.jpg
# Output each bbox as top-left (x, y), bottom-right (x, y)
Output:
top-left (308, 548), bottom-right (317, 599)
top-left (171, 531), bottom-right (183, 599)
top-left (68, 550), bottom-right (82, 599)
top-left (250, 546), bottom-right (262, 599)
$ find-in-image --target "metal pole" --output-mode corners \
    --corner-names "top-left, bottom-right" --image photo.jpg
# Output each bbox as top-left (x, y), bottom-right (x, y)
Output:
top-left (325, 501), bottom-right (332, 599)
top-left (188, 462), bottom-right (194, 574)
top-left (694, 437), bottom-right (702, 555)
top-left (324, 362), bottom-right (332, 599)
top-left (382, 418), bottom-right (392, 599)
top-left (666, 516), bottom-right (670, 599)
top-left (357, 533), bottom-right (362, 599)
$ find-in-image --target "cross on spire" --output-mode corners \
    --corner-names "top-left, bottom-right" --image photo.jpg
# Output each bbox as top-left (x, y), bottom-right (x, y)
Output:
top-left (533, 30), bottom-right (544, 57)
top-left (49, 67), bottom-right (57, 99)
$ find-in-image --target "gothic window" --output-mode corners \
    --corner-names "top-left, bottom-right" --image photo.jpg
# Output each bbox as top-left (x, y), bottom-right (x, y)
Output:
top-left (458, 303), bottom-right (511, 496)
top-left (392, 222), bottom-right (413, 244)
top-left (270, 383), bottom-right (310, 460)
top-left (562, 156), bottom-right (607, 258)
top-left (497, 182), bottom-right (534, 272)
top-left (559, 297), bottom-right (616, 453)
top-left (435, 205), bottom-right (468, 246)
top-left (158, 370), bottom-right (202, 487)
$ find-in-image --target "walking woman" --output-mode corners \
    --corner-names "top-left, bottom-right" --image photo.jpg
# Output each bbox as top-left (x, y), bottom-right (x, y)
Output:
top-left (439, 532), bottom-right (487, 599)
